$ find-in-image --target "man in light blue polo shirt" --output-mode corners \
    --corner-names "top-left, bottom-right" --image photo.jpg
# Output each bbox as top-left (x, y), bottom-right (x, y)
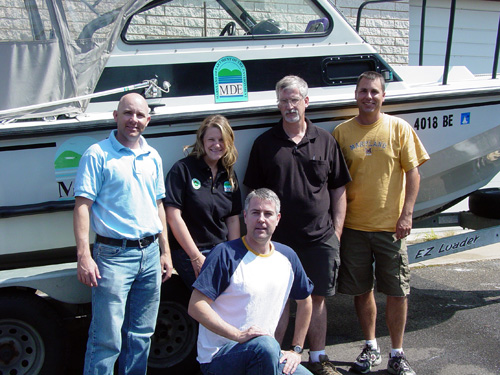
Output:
top-left (74, 93), bottom-right (173, 375)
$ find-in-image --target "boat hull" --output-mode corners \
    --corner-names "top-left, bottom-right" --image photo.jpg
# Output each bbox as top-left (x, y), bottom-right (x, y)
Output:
top-left (2, 87), bottom-right (500, 263)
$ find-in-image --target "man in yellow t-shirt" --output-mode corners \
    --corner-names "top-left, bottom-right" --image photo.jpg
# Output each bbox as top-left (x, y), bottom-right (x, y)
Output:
top-left (333, 71), bottom-right (429, 375)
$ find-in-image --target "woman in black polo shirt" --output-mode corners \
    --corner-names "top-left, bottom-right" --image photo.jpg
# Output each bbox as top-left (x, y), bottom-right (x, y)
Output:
top-left (164, 115), bottom-right (242, 288)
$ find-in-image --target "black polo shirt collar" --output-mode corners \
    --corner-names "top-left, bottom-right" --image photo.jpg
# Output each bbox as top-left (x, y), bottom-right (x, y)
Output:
top-left (192, 155), bottom-right (225, 180)
top-left (271, 118), bottom-right (319, 144)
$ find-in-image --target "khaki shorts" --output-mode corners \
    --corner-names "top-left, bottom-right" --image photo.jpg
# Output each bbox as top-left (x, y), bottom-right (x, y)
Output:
top-left (338, 228), bottom-right (410, 297)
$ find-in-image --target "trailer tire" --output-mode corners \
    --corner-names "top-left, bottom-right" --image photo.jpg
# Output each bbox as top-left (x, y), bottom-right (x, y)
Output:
top-left (0, 291), bottom-right (66, 375)
top-left (148, 275), bottom-right (199, 375)
top-left (469, 188), bottom-right (500, 219)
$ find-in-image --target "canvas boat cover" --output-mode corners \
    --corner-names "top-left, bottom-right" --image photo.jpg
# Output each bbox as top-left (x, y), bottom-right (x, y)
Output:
top-left (0, 0), bottom-right (149, 121)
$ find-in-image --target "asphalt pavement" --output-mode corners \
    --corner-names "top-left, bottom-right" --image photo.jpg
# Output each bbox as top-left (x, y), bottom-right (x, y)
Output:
top-left (66, 242), bottom-right (500, 375)
top-left (294, 244), bottom-right (500, 375)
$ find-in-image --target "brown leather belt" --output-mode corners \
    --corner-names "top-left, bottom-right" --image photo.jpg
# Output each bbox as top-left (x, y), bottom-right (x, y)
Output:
top-left (95, 234), bottom-right (158, 248)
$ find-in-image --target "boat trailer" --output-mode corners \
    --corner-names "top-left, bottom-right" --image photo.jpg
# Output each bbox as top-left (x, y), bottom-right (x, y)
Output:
top-left (409, 210), bottom-right (500, 264)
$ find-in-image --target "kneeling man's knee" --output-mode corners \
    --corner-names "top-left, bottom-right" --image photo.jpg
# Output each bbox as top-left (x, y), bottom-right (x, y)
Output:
top-left (249, 335), bottom-right (281, 362)
top-left (255, 336), bottom-right (280, 352)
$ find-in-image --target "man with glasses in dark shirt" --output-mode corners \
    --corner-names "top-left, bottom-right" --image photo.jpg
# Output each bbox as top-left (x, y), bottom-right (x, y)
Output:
top-left (244, 75), bottom-right (351, 375)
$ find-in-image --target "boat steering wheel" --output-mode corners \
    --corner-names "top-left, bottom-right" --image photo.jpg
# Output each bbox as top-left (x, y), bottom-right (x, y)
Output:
top-left (220, 21), bottom-right (236, 36)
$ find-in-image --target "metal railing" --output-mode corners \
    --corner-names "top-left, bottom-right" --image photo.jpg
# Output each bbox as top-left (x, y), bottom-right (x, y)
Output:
top-left (356, 0), bottom-right (500, 84)
top-left (355, 0), bottom-right (405, 33)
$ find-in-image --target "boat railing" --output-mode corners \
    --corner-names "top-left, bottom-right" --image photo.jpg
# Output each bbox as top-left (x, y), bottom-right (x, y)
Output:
top-left (0, 79), bottom-right (169, 123)
top-left (356, 0), bottom-right (500, 84)
top-left (491, 6), bottom-right (500, 79)
top-left (355, 0), bottom-right (405, 33)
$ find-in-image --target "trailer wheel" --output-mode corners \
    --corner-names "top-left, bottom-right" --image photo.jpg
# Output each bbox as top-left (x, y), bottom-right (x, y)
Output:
top-left (0, 291), bottom-right (65, 375)
top-left (469, 188), bottom-right (500, 219)
top-left (148, 275), bottom-right (199, 375)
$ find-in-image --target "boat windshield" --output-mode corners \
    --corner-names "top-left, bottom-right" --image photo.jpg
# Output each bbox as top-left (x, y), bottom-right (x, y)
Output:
top-left (123, 0), bottom-right (330, 42)
top-left (0, 0), bottom-right (149, 121)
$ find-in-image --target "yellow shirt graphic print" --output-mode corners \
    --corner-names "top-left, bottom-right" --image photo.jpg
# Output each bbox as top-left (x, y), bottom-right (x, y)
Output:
top-left (333, 114), bottom-right (429, 232)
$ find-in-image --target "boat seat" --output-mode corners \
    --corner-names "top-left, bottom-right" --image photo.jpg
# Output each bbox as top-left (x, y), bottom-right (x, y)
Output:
top-left (305, 18), bottom-right (329, 33)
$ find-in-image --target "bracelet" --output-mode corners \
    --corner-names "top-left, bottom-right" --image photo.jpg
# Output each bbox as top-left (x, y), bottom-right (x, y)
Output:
top-left (190, 255), bottom-right (200, 262)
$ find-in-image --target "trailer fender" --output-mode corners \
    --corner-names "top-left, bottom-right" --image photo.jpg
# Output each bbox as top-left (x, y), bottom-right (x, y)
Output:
top-left (0, 263), bottom-right (91, 304)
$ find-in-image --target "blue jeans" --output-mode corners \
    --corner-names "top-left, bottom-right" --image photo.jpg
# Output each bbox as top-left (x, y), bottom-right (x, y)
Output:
top-left (171, 247), bottom-right (212, 290)
top-left (200, 336), bottom-right (313, 375)
top-left (83, 240), bottom-right (161, 375)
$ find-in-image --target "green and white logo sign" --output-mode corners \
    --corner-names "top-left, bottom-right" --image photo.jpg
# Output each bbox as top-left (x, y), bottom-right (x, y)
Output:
top-left (192, 178), bottom-right (201, 190)
top-left (213, 56), bottom-right (248, 103)
top-left (54, 136), bottom-right (97, 200)
top-left (224, 181), bottom-right (233, 193)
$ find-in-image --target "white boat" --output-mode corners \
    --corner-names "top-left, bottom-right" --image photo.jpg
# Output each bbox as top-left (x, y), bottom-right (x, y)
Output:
top-left (1, 0), bottom-right (500, 373)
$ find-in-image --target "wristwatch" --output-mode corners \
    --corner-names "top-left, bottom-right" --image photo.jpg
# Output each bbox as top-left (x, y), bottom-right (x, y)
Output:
top-left (290, 345), bottom-right (304, 354)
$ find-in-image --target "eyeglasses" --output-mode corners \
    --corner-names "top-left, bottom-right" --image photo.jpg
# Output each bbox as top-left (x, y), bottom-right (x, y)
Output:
top-left (277, 98), bottom-right (302, 106)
